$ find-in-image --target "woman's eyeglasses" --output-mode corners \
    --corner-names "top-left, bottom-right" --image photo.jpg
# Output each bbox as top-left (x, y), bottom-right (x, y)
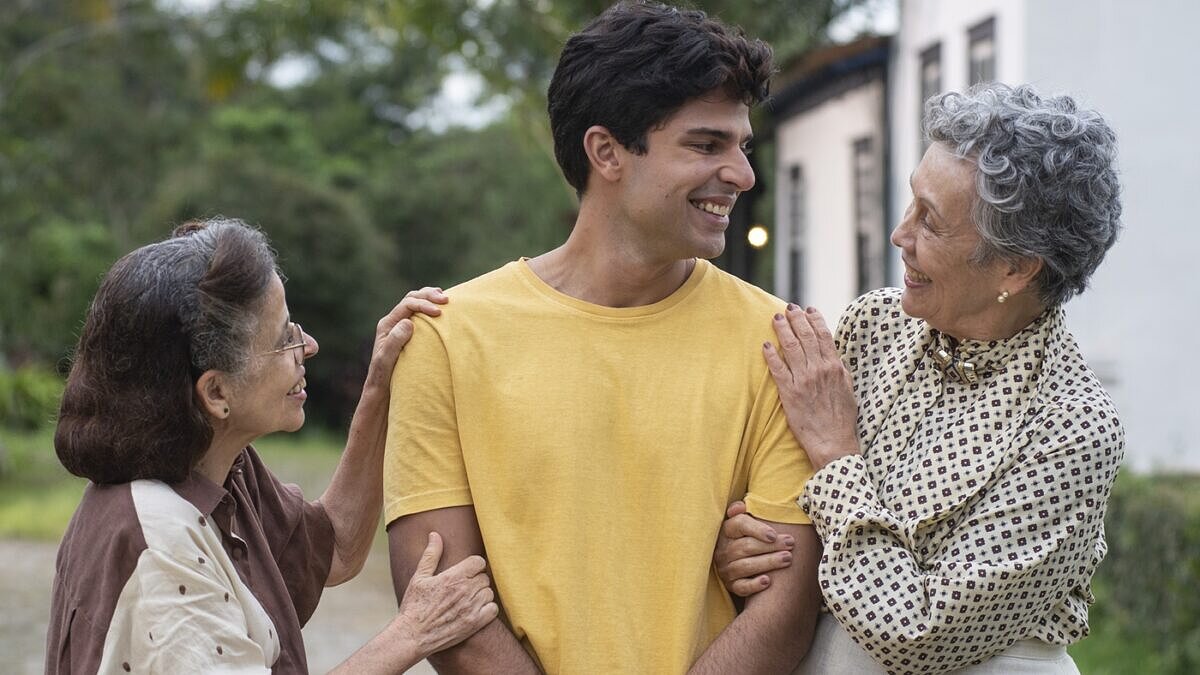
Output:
top-left (260, 322), bottom-right (307, 365)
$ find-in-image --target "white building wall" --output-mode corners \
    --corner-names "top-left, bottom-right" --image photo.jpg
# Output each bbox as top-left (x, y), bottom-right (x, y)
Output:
top-left (1020, 0), bottom-right (1200, 471)
top-left (773, 79), bottom-right (886, 319)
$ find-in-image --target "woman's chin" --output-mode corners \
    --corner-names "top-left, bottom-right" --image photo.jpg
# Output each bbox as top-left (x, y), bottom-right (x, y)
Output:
top-left (283, 412), bottom-right (306, 433)
top-left (899, 289), bottom-right (923, 319)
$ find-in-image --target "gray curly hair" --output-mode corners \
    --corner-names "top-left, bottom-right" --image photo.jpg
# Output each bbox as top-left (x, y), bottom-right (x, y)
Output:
top-left (924, 82), bottom-right (1122, 307)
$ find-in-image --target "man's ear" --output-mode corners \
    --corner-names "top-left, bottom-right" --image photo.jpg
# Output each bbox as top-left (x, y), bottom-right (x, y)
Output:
top-left (583, 125), bottom-right (624, 184)
top-left (195, 370), bottom-right (232, 420)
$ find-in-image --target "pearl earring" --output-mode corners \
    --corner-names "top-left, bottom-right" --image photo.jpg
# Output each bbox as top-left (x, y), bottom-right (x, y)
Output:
top-left (997, 290), bottom-right (1010, 304)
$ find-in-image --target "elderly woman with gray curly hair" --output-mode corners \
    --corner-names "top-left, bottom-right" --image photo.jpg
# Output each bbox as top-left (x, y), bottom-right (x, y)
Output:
top-left (714, 82), bottom-right (1124, 674)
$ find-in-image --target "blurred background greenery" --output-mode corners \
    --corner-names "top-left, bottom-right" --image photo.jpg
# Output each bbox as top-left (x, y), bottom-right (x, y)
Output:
top-left (0, 0), bottom-right (847, 427)
top-left (1, 1), bottom-right (1195, 673)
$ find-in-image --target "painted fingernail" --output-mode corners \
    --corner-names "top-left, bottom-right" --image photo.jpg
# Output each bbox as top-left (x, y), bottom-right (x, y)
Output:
top-left (786, 303), bottom-right (799, 311)
top-left (759, 575), bottom-right (771, 587)
top-left (763, 342), bottom-right (772, 350)
top-left (773, 313), bottom-right (783, 321)
top-left (806, 306), bottom-right (817, 314)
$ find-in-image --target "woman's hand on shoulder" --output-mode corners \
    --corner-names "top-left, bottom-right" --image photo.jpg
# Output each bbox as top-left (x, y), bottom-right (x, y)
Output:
top-left (364, 287), bottom-right (449, 386)
top-left (714, 501), bottom-right (795, 597)
top-left (764, 304), bottom-right (861, 471)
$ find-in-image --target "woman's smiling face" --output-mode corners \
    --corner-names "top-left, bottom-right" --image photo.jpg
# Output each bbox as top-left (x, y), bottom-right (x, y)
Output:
top-left (891, 143), bottom-right (1014, 339)
top-left (225, 274), bottom-right (318, 439)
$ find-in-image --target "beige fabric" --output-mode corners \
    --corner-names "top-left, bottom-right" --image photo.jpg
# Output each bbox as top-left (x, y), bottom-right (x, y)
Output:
top-left (796, 614), bottom-right (1080, 675)
top-left (98, 480), bottom-right (278, 674)
top-left (799, 289), bottom-right (1123, 674)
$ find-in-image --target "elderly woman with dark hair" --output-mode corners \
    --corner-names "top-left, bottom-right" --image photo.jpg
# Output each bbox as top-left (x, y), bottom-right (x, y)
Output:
top-left (46, 219), bottom-right (497, 673)
top-left (715, 83), bottom-right (1124, 674)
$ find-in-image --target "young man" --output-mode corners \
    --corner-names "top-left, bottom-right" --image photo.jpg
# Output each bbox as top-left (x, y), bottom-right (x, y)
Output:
top-left (384, 3), bottom-right (820, 673)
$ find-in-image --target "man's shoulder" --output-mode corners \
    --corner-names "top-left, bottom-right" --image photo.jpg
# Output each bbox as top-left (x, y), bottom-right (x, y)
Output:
top-left (444, 260), bottom-right (526, 300)
top-left (408, 261), bottom-right (528, 334)
top-left (698, 260), bottom-right (788, 313)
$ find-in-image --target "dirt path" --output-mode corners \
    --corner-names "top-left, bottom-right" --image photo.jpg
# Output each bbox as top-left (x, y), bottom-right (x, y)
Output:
top-left (0, 538), bottom-right (433, 674)
top-left (0, 539), bottom-right (55, 674)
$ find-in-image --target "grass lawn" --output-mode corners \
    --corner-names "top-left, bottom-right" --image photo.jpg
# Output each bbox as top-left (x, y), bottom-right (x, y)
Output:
top-left (0, 427), bottom-right (85, 540)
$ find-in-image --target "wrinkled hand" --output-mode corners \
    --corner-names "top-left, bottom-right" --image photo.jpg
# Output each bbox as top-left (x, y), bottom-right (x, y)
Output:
top-left (364, 287), bottom-right (449, 387)
top-left (714, 501), bottom-right (795, 597)
top-left (763, 305), bottom-right (860, 471)
top-left (388, 532), bottom-right (499, 658)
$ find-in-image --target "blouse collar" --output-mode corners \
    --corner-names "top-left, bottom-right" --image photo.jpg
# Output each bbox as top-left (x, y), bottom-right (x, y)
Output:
top-left (928, 308), bottom-right (1057, 384)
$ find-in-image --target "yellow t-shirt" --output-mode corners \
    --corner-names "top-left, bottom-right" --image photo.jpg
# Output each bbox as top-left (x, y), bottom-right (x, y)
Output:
top-left (384, 259), bottom-right (812, 674)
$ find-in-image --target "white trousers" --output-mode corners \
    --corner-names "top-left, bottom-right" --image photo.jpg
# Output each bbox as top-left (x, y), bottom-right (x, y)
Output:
top-left (794, 614), bottom-right (1081, 675)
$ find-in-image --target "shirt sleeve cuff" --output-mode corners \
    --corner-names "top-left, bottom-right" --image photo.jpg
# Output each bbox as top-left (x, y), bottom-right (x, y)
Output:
top-left (798, 454), bottom-right (873, 542)
top-left (744, 493), bottom-right (812, 525)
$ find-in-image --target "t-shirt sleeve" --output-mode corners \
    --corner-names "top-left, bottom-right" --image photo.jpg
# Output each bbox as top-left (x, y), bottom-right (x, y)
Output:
top-left (742, 368), bottom-right (814, 525)
top-left (383, 314), bottom-right (473, 526)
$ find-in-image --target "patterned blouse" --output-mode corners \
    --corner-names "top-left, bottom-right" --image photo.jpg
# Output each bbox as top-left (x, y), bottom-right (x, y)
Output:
top-left (799, 288), bottom-right (1124, 674)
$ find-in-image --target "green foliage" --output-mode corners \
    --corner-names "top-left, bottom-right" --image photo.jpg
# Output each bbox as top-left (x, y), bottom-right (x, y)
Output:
top-left (0, 220), bottom-right (118, 367)
top-left (1089, 473), bottom-right (1200, 674)
top-left (0, 0), bottom-right (861, 428)
top-left (0, 366), bottom-right (64, 434)
top-left (372, 117), bottom-right (576, 287)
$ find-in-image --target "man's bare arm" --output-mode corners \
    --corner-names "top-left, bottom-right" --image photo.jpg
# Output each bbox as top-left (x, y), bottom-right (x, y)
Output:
top-left (689, 522), bottom-right (821, 674)
top-left (387, 506), bottom-right (540, 674)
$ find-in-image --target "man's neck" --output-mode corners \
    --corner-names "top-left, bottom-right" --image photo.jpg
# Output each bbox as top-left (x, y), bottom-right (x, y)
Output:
top-left (527, 203), bottom-right (697, 308)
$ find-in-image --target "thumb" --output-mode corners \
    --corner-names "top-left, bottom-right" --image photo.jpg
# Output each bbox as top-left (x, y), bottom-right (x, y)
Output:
top-left (414, 531), bottom-right (443, 578)
top-left (725, 500), bottom-right (748, 519)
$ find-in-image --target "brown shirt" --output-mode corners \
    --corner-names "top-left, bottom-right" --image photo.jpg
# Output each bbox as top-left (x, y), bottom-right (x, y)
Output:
top-left (46, 446), bottom-right (334, 674)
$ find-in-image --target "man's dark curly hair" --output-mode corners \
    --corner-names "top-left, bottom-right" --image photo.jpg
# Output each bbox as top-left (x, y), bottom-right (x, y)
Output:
top-left (548, 1), bottom-right (774, 195)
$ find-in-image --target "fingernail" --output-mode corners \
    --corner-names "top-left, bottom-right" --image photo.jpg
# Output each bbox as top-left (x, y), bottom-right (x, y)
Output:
top-left (773, 313), bottom-right (783, 321)
top-left (782, 535), bottom-right (795, 548)
top-left (780, 551), bottom-right (793, 564)
top-left (759, 576), bottom-right (771, 587)
top-left (762, 342), bottom-right (772, 350)
top-left (806, 306), bottom-right (817, 314)
top-left (786, 303), bottom-right (799, 311)
top-left (764, 530), bottom-right (777, 543)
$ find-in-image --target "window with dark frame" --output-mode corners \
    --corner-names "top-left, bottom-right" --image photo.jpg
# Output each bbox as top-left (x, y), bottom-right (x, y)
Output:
top-left (853, 137), bottom-right (884, 295)
top-left (787, 164), bottom-right (806, 304)
top-left (918, 42), bottom-right (942, 156)
top-left (968, 17), bottom-right (997, 86)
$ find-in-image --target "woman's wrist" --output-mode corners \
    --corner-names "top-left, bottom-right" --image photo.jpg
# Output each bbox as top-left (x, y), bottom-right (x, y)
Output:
top-left (810, 440), bottom-right (860, 472)
top-left (331, 630), bottom-right (420, 674)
